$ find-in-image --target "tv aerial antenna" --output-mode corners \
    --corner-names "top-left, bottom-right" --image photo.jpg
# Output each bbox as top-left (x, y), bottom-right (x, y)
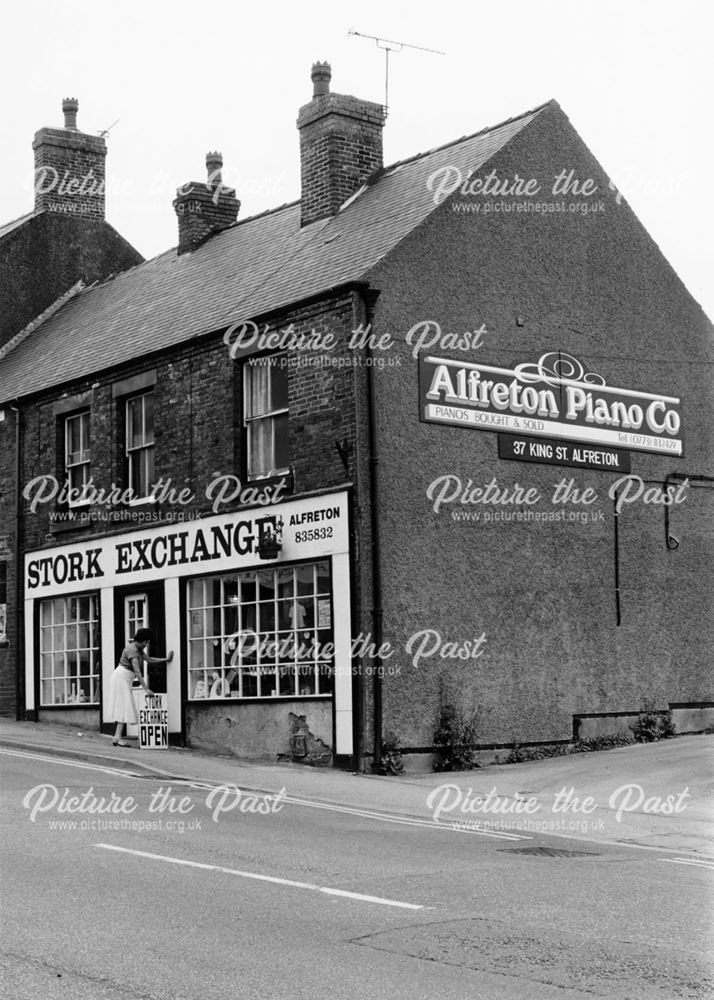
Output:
top-left (348, 29), bottom-right (445, 111)
top-left (97, 119), bottom-right (119, 138)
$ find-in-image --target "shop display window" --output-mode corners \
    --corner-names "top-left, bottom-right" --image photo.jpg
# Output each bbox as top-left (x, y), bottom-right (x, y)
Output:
top-left (187, 562), bottom-right (333, 699)
top-left (39, 594), bottom-right (100, 705)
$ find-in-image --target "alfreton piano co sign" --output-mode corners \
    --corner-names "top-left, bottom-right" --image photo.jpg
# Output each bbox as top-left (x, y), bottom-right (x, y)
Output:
top-left (419, 351), bottom-right (683, 457)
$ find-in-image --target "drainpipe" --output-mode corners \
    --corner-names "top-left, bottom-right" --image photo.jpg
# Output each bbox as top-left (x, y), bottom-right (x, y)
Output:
top-left (10, 402), bottom-right (24, 720)
top-left (612, 472), bottom-right (714, 624)
top-left (663, 473), bottom-right (714, 550)
top-left (364, 297), bottom-right (383, 773)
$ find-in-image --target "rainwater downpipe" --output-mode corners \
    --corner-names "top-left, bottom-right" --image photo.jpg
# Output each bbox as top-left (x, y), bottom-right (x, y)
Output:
top-left (364, 298), bottom-right (384, 773)
top-left (10, 402), bottom-right (24, 720)
top-left (612, 472), bottom-right (714, 625)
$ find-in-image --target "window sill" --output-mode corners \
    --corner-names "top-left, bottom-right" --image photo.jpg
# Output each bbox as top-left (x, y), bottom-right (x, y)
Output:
top-left (39, 703), bottom-right (100, 710)
top-left (188, 694), bottom-right (331, 704)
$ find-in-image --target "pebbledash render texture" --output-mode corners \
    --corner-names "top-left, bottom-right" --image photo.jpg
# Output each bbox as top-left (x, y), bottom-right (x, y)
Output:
top-left (0, 63), bottom-right (712, 768)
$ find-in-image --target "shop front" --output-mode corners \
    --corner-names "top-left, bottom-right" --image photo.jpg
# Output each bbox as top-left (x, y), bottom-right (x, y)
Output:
top-left (23, 489), bottom-right (353, 762)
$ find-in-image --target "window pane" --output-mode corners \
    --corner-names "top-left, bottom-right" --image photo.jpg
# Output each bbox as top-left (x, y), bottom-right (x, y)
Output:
top-left (258, 570), bottom-right (274, 601)
top-left (127, 397), bottom-right (142, 448)
top-left (246, 364), bottom-right (270, 419)
top-left (81, 412), bottom-right (90, 458)
top-left (318, 662), bottom-right (334, 695)
top-left (316, 562), bottom-right (330, 594)
top-left (296, 565), bottom-right (314, 597)
top-left (67, 416), bottom-right (81, 458)
top-left (279, 666), bottom-right (296, 697)
top-left (271, 364), bottom-right (289, 411)
top-left (248, 418), bottom-right (272, 478)
top-left (273, 413), bottom-right (289, 470)
top-left (144, 446), bottom-right (154, 493)
top-left (276, 569), bottom-right (293, 600)
top-left (298, 666), bottom-right (316, 696)
top-left (188, 579), bottom-right (204, 609)
top-left (258, 668), bottom-right (276, 697)
top-left (143, 393), bottom-right (154, 444)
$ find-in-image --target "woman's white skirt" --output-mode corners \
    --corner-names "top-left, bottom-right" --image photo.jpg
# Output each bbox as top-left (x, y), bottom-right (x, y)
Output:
top-left (107, 667), bottom-right (138, 724)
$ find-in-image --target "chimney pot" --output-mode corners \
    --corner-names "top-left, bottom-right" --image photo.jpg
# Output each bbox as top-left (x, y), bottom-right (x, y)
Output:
top-left (297, 62), bottom-right (386, 227)
top-left (206, 151), bottom-right (223, 186)
top-left (311, 61), bottom-right (332, 97)
top-left (174, 154), bottom-right (239, 254)
top-left (62, 97), bottom-right (79, 130)
top-left (33, 97), bottom-right (106, 218)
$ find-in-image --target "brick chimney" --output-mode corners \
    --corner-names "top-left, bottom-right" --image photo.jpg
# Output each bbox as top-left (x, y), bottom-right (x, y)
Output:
top-left (173, 152), bottom-right (240, 255)
top-left (33, 98), bottom-right (107, 219)
top-left (297, 63), bottom-right (387, 227)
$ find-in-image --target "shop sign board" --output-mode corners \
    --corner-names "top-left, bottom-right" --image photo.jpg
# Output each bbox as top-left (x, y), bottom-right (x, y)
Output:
top-left (419, 352), bottom-right (683, 457)
top-left (24, 492), bottom-right (350, 597)
top-left (498, 434), bottom-right (631, 472)
top-left (138, 692), bottom-right (168, 749)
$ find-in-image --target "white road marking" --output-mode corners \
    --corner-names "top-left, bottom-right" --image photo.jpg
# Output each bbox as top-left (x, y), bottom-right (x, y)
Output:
top-left (660, 857), bottom-right (714, 871)
top-left (0, 747), bottom-right (142, 779)
top-left (278, 794), bottom-right (532, 840)
top-left (95, 843), bottom-right (425, 909)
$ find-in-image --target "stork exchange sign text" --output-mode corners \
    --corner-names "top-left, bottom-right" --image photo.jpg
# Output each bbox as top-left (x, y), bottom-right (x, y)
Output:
top-left (419, 352), bottom-right (683, 457)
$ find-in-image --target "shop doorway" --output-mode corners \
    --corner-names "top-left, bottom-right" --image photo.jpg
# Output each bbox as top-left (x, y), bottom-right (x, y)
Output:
top-left (113, 582), bottom-right (166, 738)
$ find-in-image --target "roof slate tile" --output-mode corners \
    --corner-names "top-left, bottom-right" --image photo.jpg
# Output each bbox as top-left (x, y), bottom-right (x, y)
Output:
top-left (0, 104), bottom-right (546, 402)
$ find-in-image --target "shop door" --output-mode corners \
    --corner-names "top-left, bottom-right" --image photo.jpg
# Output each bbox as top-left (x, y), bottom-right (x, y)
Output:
top-left (113, 582), bottom-right (166, 736)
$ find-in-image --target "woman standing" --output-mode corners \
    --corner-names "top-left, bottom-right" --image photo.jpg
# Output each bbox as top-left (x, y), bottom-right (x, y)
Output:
top-left (108, 628), bottom-right (174, 747)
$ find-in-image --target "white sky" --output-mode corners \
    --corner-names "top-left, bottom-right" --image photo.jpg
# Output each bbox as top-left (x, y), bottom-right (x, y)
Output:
top-left (2, 0), bottom-right (712, 319)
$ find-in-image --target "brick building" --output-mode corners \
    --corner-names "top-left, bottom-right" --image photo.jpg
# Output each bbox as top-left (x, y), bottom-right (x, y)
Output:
top-left (0, 99), bottom-right (141, 714)
top-left (0, 65), bottom-right (712, 767)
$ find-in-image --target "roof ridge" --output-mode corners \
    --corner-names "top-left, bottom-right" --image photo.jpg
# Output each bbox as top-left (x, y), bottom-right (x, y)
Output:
top-left (0, 280), bottom-right (85, 364)
top-left (381, 99), bottom-right (553, 174)
top-left (233, 200), bottom-right (300, 228)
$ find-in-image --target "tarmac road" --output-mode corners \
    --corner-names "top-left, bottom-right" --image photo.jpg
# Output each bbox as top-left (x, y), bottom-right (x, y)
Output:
top-left (1, 741), bottom-right (712, 1000)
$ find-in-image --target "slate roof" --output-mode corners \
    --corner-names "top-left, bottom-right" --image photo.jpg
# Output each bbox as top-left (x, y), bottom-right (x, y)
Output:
top-left (0, 102), bottom-right (548, 403)
top-left (0, 211), bottom-right (35, 241)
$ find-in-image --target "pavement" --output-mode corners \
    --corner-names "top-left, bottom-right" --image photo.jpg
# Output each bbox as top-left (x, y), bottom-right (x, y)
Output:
top-left (1, 717), bottom-right (712, 859)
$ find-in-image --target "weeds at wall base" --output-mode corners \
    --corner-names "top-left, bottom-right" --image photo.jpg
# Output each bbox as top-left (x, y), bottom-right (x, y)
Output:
top-left (502, 708), bottom-right (677, 766)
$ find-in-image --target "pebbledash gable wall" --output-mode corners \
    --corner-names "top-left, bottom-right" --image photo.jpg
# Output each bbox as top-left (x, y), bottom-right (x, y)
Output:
top-left (21, 291), bottom-right (361, 552)
top-left (361, 101), bottom-right (714, 751)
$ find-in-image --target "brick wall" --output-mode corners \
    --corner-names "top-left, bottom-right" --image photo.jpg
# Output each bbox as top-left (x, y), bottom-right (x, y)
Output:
top-left (20, 291), bottom-right (361, 551)
top-left (297, 91), bottom-right (386, 227)
top-left (33, 126), bottom-right (106, 219)
top-left (0, 213), bottom-right (142, 351)
top-left (173, 185), bottom-right (239, 255)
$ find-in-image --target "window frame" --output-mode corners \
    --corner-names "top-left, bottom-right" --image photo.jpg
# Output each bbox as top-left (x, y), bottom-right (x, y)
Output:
top-left (242, 354), bottom-right (289, 481)
top-left (64, 410), bottom-right (91, 506)
top-left (186, 560), bottom-right (334, 702)
top-left (38, 592), bottom-right (101, 707)
top-left (124, 390), bottom-right (155, 501)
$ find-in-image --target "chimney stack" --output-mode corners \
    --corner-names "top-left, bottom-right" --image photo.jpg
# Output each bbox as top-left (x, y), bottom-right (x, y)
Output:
top-left (173, 152), bottom-right (240, 255)
top-left (297, 62), bottom-right (387, 227)
top-left (33, 98), bottom-right (106, 219)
